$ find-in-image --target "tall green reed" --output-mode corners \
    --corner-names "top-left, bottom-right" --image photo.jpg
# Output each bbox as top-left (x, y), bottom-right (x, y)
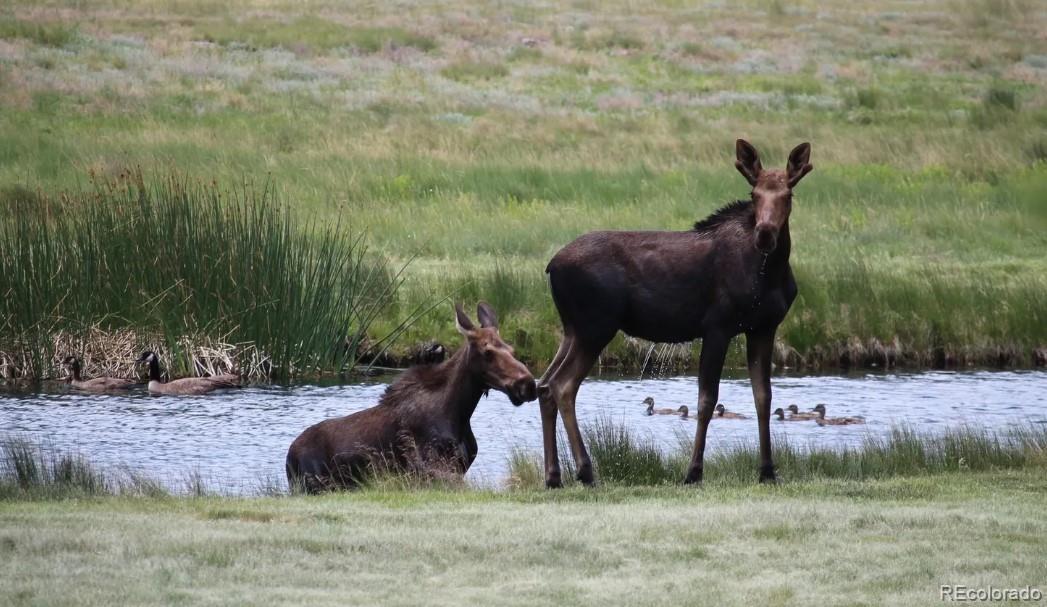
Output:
top-left (0, 172), bottom-right (402, 379)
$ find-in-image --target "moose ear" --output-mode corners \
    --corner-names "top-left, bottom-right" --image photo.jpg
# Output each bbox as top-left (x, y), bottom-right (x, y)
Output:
top-left (786, 142), bottom-right (813, 188)
top-left (454, 303), bottom-right (476, 335)
top-left (476, 302), bottom-right (499, 329)
top-left (735, 139), bottom-right (762, 186)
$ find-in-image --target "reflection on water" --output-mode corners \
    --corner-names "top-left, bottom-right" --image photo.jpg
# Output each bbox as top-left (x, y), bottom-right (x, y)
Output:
top-left (1, 370), bottom-right (1045, 493)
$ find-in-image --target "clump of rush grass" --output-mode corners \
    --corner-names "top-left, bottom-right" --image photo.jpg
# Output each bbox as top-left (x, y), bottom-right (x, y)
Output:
top-left (583, 418), bottom-right (684, 485)
top-left (970, 82), bottom-right (1021, 129)
top-left (0, 171), bottom-right (406, 380)
top-left (337, 441), bottom-right (470, 493)
top-left (506, 420), bottom-right (1047, 489)
top-left (0, 436), bottom-right (185, 500)
top-left (506, 447), bottom-right (547, 490)
top-left (357, 467), bottom-right (468, 493)
top-left (440, 60), bottom-right (509, 82)
top-left (0, 18), bottom-right (78, 47)
top-left (198, 17), bottom-right (435, 54)
top-left (1, 437), bottom-right (110, 499)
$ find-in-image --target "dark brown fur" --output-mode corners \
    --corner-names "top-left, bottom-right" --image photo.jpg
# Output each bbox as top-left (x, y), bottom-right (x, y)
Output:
top-left (286, 303), bottom-right (536, 492)
top-left (536, 140), bottom-right (812, 487)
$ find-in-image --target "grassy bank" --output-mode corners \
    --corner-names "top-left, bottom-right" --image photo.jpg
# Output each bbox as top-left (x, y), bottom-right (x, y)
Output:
top-left (1, 471), bottom-right (1045, 606)
top-left (1, 0), bottom-right (1046, 371)
top-left (508, 419), bottom-right (1047, 488)
top-left (4, 421), bottom-right (1045, 499)
top-left (2, 426), bottom-right (1045, 604)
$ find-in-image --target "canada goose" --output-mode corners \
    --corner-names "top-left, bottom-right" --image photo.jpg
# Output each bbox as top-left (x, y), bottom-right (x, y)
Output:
top-left (411, 342), bottom-right (447, 365)
top-left (678, 405), bottom-right (690, 419)
top-left (61, 356), bottom-right (136, 392)
top-left (136, 351), bottom-right (240, 395)
top-left (643, 397), bottom-right (687, 417)
top-left (714, 404), bottom-right (748, 419)
top-left (785, 404), bottom-right (822, 420)
top-left (814, 405), bottom-right (865, 426)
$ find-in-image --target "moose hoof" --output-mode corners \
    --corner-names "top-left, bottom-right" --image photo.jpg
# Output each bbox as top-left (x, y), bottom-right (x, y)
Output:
top-left (758, 465), bottom-right (777, 484)
top-left (683, 467), bottom-right (703, 485)
top-left (545, 471), bottom-right (563, 489)
top-left (576, 463), bottom-right (595, 487)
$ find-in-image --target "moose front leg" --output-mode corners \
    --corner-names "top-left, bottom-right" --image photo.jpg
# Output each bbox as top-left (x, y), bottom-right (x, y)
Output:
top-left (418, 434), bottom-right (471, 478)
top-left (746, 330), bottom-right (776, 483)
top-left (462, 428), bottom-right (478, 472)
top-left (684, 335), bottom-right (729, 484)
top-left (536, 336), bottom-right (572, 488)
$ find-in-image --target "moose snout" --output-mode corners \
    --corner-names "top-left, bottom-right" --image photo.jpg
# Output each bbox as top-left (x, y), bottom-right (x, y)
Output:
top-left (512, 377), bottom-right (538, 405)
top-left (754, 223), bottom-right (778, 253)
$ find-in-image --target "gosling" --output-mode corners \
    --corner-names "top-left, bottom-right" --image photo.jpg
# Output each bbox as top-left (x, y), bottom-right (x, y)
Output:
top-left (644, 397), bottom-right (689, 418)
top-left (814, 405), bottom-right (865, 426)
top-left (61, 356), bottom-right (136, 392)
top-left (137, 351), bottom-right (241, 396)
top-left (785, 404), bottom-right (822, 420)
top-left (714, 404), bottom-right (748, 419)
top-left (772, 407), bottom-right (808, 421)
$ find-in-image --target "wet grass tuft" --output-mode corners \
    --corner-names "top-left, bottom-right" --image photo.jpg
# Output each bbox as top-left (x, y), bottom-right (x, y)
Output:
top-left (507, 420), bottom-right (1047, 489)
top-left (1, 437), bottom-right (110, 499)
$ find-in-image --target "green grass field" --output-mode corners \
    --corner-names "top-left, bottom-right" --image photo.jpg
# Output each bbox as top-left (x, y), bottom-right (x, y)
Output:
top-left (2, 416), bottom-right (1045, 605)
top-left (2, 471), bottom-right (1046, 606)
top-left (1, 0), bottom-right (1045, 373)
top-left (3, 4), bottom-right (1045, 602)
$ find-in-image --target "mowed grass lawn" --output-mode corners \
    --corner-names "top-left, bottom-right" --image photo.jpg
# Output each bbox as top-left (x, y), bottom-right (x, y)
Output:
top-left (1, 471), bottom-right (1045, 606)
top-left (1, 0), bottom-right (1046, 369)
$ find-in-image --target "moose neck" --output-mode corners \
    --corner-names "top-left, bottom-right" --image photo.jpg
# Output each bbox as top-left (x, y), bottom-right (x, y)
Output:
top-left (771, 219), bottom-right (792, 266)
top-left (441, 347), bottom-right (487, 427)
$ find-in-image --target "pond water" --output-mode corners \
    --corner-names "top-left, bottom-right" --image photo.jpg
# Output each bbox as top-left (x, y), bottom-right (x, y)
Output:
top-left (2, 370), bottom-right (1045, 493)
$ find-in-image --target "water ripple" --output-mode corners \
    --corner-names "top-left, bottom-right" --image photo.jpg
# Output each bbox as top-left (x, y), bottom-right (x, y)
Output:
top-left (2, 370), bottom-right (1045, 493)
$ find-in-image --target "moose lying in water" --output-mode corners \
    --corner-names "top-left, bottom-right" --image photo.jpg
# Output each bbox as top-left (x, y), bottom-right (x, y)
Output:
top-left (286, 302), bottom-right (537, 492)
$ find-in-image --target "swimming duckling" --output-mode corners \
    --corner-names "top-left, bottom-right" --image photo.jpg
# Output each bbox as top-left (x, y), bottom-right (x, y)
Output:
top-left (714, 404), bottom-right (748, 419)
top-left (643, 397), bottom-right (687, 417)
top-left (61, 356), bottom-right (136, 392)
top-left (785, 404), bottom-right (823, 420)
top-left (137, 351), bottom-right (240, 396)
top-left (814, 406), bottom-right (865, 426)
top-left (772, 407), bottom-right (808, 421)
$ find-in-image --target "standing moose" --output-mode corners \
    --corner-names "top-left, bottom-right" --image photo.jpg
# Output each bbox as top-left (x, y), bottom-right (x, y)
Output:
top-left (536, 140), bottom-right (812, 487)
